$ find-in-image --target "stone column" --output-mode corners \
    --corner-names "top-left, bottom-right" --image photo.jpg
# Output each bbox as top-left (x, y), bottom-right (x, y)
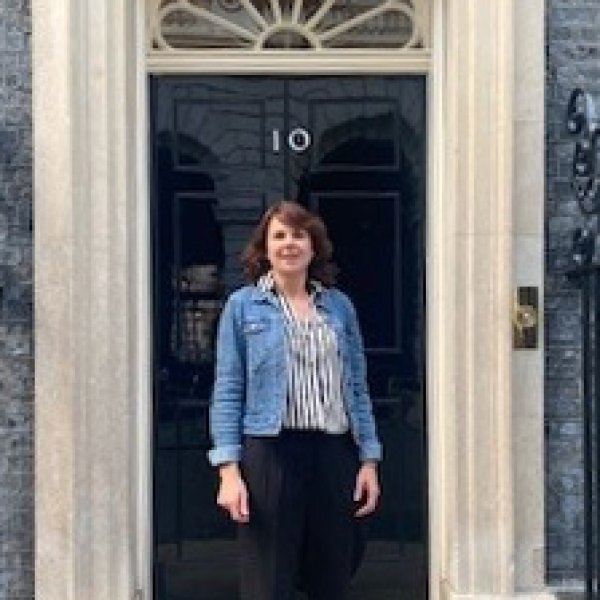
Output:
top-left (512, 0), bottom-right (547, 594)
top-left (33, 0), bottom-right (143, 598)
top-left (429, 0), bottom-right (552, 598)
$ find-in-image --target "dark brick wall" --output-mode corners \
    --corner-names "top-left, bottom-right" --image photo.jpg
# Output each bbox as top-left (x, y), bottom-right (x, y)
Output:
top-left (0, 0), bottom-right (34, 599)
top-left (545, 0), bottom-right (600, 586)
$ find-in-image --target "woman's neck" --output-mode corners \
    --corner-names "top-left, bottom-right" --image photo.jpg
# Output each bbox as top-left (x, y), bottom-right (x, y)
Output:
top-left (271, 271), bottom-right (308, 298)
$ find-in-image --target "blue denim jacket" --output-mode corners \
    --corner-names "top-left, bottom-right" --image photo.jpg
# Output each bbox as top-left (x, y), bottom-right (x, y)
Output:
top-left (207, 283), bottom-right (382, 466)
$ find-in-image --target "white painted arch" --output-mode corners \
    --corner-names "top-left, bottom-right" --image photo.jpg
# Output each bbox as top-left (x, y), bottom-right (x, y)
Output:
top-left (32, 0), bottom-right (551, 599)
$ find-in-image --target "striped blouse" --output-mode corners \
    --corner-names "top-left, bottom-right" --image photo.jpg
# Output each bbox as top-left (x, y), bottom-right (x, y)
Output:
top-left (258, 272), bottom-right (349, 433)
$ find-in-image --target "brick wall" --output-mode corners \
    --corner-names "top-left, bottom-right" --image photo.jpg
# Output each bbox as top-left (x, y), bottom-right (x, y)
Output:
top-left (545, 0), bottom-right (600, 586)
top-left (0, 0), bottom-right (33, 598)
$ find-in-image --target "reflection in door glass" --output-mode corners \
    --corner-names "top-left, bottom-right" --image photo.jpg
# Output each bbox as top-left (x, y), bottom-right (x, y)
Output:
top-left (317, 194), bottom-right (399, 350)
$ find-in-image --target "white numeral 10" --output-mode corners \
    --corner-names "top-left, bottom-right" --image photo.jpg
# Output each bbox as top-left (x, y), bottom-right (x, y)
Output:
top-left (272, 127), bottom-right (312, 154)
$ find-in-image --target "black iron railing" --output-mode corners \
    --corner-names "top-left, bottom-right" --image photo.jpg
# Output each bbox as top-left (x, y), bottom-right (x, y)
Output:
top-left (565, 88), bottom-right (600, 599)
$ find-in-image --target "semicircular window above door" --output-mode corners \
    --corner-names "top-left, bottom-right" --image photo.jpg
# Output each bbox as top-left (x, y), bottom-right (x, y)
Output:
top-left (148, 0), bottom-right (431, 51)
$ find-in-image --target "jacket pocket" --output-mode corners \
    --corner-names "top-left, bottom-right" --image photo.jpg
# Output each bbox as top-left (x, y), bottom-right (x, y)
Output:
top-left (242, 318), bottom-right (272, 371)
top-left (243, 319), bottom-right (267, 335)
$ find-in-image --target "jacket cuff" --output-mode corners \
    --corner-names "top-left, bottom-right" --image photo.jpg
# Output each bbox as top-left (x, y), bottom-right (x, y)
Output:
top-left (207, 444), bottom-right (242, 467)
top-left (359, 442), bottom-right (383, 463)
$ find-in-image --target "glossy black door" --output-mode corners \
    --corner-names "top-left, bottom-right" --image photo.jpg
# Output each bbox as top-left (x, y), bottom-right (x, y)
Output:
top-left (151, 76), bottom-right (426, 599)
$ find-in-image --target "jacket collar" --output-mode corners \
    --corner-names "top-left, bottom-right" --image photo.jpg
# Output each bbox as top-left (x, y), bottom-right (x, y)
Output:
top-left (252, 271), bottom-right (326, 307)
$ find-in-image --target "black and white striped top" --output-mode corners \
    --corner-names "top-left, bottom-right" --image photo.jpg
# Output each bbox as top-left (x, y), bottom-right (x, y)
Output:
top-left (258, 272), bottom-right (349, 433)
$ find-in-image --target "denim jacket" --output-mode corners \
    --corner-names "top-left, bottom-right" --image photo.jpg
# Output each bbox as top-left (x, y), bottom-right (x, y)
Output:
top-left (207, 283), bottom-right (382, 466)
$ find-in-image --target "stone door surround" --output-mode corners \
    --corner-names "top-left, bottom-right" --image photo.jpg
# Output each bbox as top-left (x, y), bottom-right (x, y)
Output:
top-left (32, 0), bottom-right (550, 598)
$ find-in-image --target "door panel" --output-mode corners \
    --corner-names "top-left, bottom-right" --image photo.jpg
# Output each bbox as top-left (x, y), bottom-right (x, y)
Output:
top-left (151, 75), bottom-right (426, 599)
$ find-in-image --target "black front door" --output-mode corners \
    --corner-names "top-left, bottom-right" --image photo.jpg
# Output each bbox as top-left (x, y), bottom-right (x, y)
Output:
top-left (151, 75), bottom-right (427, 599)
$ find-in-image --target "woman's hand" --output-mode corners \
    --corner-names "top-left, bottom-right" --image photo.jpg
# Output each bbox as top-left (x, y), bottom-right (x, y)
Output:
top-left (216, 463), bottom-right (250, 523)
top-left (353, 461), bottom-right (380, 517)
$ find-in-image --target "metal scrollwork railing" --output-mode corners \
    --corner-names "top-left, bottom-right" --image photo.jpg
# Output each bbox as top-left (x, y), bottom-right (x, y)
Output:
top-left (567, 88), bottom-right (600, 216)
top-left (565, 88), bottom-right (600, 600)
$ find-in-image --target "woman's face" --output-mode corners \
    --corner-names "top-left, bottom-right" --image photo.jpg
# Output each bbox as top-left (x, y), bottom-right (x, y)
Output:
top-left (265, 216), bottom-right (314, 279)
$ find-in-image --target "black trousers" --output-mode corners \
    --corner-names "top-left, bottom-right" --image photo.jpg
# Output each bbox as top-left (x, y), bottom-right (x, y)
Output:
top-left (238, 429), bottom-right (362, 600)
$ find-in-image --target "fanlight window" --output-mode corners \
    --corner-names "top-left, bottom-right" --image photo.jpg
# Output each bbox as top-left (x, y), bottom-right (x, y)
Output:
top-left (148, 0), bottom-right (430, 51)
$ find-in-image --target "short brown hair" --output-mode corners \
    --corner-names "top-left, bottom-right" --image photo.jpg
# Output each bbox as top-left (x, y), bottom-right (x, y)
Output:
top-left (241, 201), bottom-right (337, 286)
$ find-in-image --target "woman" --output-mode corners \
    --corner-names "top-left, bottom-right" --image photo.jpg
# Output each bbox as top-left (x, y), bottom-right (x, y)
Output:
top-left (208, 201), bottom-right (382, 600)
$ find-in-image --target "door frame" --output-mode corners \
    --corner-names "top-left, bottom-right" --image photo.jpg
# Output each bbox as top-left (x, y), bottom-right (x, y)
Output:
top-left (143, 23), bottom-right (437, 600)
top-left (33, 1), bottom-right (550, 599)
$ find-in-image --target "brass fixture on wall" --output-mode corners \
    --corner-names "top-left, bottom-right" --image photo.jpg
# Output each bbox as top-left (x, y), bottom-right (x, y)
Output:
top-left (512, 286), bottom-right (538, 350)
